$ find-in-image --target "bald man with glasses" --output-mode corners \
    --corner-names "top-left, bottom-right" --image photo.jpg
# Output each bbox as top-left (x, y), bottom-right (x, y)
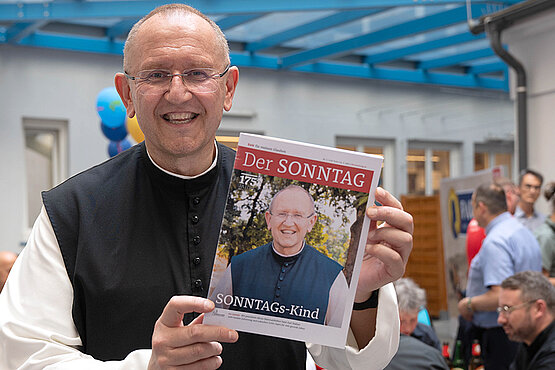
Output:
top-left (211, 185), bottom-right (348, 327)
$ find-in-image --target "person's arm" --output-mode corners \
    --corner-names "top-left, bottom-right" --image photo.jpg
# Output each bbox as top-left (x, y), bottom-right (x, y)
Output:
top-left (308, 283), bottom-right (399, 370)
top-left (0, 207), bottom-right (154, 369)
top-left (0, 207), bottom-right (238, 370)
top-left (458, 286), bottom-right (501, 321)
top-left (351, 187), bottom-right (413, 348)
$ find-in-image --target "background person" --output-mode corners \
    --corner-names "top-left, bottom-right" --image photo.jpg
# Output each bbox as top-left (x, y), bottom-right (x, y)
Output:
top-left (535, 182), bottom-right (555, 285)
top-left (458, 182), bottom-right (542, 369)
top-left (497, 271), bottom-right (555, 370)
top-left (466, 177), bottom-right (519, 267)
top-left (0, 251), bottom-right (17, 293)
top-left (515, 169), bottom-right (545, 232)
top-left (211, 185), bottom-right (348, 326)
top-left (393, 277), bottom-right (440, 350)
top-left (0, 4), bottom-right (414, 370)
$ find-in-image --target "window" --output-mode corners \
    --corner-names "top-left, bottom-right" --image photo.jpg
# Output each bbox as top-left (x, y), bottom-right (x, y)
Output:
top-left (475, 141), bottom-right (513, 179)
top-left (335, 138), bottom-right (393, 191)
top-left (23, 118), bottom-right (68, 229)
top-left (407, 142), bottom-right (458, 196)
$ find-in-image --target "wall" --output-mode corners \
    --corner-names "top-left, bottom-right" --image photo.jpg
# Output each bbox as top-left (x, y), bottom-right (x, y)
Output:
top-left (503, 8), bottom-right (555, 215)
top-left (0, 44), bottom-right (515, 252)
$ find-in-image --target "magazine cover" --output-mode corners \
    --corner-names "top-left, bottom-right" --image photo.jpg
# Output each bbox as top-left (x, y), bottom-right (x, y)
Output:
top-left (204, 133), bottom-right (383, 348)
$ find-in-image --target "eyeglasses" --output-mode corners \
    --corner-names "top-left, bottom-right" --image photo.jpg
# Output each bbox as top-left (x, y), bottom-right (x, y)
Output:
top-left (269, 212), bottom-right (314, 223)
top-left (522, 184), bottom-right (541, 191)
top-left (496, 300), bottom-right (537, 316)
top-left (125, 65), bottom-right (230, 95)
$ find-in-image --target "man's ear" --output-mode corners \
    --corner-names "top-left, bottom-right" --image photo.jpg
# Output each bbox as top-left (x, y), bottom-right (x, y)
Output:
top-left (306, 214), bottom-right (317, 233)
top-left (223, 66), bottom-right (239, 112)
top-left (114, 73), bottom-right (136, 118)
top-left (265, 211), bottom-right (272, 230)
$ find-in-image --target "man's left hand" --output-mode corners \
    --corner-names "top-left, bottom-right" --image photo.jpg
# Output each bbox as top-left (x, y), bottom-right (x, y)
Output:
top-left (355, 187), bottom-right (414, 302)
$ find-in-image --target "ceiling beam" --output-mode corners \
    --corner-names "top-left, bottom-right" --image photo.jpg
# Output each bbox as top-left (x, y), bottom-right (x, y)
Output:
top-left (418, 47), bottom-right (495, 69)
top-left (468, 61), bottom-right (507, 74)
top-left (106, 19), bottom-right (139, 39)
top-left (280, 4), bottom-right (490, 69)
top-left (245, 8), bottom-right (388, 52)
top-left (216, 14), bottom-right (264, 30)
top-left (0, 1), bottom-right (519, 21)
top-left (293, 62), bottom-right (508, 91)
top-left (364, 32), bottom-right (485, 65)
top-left (16, 31), bottom-right (124, 55)
top-left (5, 21), bottom-right (49, 43)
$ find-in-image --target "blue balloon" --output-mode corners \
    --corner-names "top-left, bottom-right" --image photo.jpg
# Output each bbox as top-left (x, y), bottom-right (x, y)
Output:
top-left (101, 121), bottom-right (127, 141)
top-left (96, 87), bottom-right (126, 128)
top-left (108, 138), bottom-right (132, 157)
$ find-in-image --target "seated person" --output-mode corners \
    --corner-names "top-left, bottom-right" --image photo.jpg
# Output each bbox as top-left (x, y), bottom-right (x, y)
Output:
top-left (394, 277), bottom-right (441, 350)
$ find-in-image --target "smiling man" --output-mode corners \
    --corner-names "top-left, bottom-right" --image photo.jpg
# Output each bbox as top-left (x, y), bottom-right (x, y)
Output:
top-left (212, 185), bottom-right (348, 327)
top-left (0, 4), bottom-right (414, 370)
top-left (498, 271), bottom-right (555, 370)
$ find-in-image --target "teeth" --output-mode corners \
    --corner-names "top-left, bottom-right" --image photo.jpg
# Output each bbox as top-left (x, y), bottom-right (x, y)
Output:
top-left (163, 112), bottom-right (198, 122)
top-left (281, 230), bottom-right (295, 234)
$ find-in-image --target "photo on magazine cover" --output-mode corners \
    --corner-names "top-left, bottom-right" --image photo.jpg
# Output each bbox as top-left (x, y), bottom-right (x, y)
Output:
top-left (208, 172), bottom-right (369, 328)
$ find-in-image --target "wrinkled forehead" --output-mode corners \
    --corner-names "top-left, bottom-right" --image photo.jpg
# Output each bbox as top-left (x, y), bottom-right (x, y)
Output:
top-left (126, 11), bottom-right (222, 70)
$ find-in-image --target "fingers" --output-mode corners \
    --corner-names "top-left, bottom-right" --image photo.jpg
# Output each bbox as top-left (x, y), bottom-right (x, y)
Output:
top-left (375, 187), bottom-right (403, 210)
top-left (150, 296), bottom-right (239, 369)
top-left (367, 226), bottom-right (413, 265)
top-left (367, 188), bottom-right (414, 235)
top-left (364, 244), bottom-right (405, 281)
top-left (160, 296), bottom-right (214, 328)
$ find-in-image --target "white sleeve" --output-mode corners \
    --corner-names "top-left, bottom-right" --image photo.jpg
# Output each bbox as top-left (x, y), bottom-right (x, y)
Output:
top-left (325, 272), bottom-right (348, 327)
top-left (307, 283), bottom-right (400, 370)
top-left (0, 206), bottom-right (152, 369)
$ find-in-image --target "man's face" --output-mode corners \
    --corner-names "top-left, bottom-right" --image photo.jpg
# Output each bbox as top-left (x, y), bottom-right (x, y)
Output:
top-left (497, 288), bottom-right (536, 344)
top-left (504, 184), bottom-right (520, 215)
top-left (471, 193), bottom-right (486, 228)
top-left (116, 12), bottom-right (238, 172)
top-left (265, 189), bottom-right (316, 256)
top-left (519, 174), bottom-right (542, 206)
top-left (399, 310), bottom-right (419, 336)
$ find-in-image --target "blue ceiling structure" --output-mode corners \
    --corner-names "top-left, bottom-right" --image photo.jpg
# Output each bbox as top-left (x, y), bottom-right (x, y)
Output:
top-left (0, 0), bottom-right (526, 92)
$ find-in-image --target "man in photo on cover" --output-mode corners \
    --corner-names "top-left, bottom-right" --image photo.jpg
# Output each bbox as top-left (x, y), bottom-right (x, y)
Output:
top-left (211, 185), bottom-right (348, 326)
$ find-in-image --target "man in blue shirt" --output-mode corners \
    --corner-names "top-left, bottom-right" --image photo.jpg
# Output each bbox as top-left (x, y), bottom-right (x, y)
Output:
top-left (458, 182), bottom-right (542, 370)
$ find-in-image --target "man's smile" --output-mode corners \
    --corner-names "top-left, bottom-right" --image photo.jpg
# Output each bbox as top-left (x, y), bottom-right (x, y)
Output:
top-left (162, 112), bottom-right (199, 124)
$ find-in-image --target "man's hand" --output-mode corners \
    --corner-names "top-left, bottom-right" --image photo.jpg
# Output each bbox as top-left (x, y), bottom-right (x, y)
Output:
top-left (356, 187), bottom-right (414, 302)
top-left (148, 296), bottom-right (239, 370)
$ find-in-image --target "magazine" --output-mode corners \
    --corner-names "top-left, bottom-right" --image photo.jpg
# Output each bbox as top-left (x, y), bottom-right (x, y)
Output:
top-left (204, 133), bottom-right (383, 348)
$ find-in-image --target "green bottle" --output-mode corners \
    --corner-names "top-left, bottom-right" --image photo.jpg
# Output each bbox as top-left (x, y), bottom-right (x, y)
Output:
top-left (451, 339), bottom-right (465, 370)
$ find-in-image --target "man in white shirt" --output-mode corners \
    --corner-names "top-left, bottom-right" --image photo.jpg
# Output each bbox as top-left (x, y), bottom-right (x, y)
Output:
top-left (0, 4), bottom-right (413, 369)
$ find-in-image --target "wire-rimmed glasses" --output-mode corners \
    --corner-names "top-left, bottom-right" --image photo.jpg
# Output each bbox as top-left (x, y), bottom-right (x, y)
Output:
top-left (125, 64), bottom-right (230, 95)
top-left (269, 211), bottom-right (315, 223)
top-left (496, 300), bottom-right (538, 316)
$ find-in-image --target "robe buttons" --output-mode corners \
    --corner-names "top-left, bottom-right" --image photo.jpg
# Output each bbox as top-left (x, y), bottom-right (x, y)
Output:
top-left (193, 235), bottom-right (201, 245)
top-left (191, 214), bottom-right (199, 224)
top-left (193, 197), bottom-right (201, 205)
top-left (193, 257), bottom-right (201, 265)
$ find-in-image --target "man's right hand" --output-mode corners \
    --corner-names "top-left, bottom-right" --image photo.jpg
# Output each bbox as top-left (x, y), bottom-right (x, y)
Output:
top-left (148, 296), bottom-right (239, 369)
